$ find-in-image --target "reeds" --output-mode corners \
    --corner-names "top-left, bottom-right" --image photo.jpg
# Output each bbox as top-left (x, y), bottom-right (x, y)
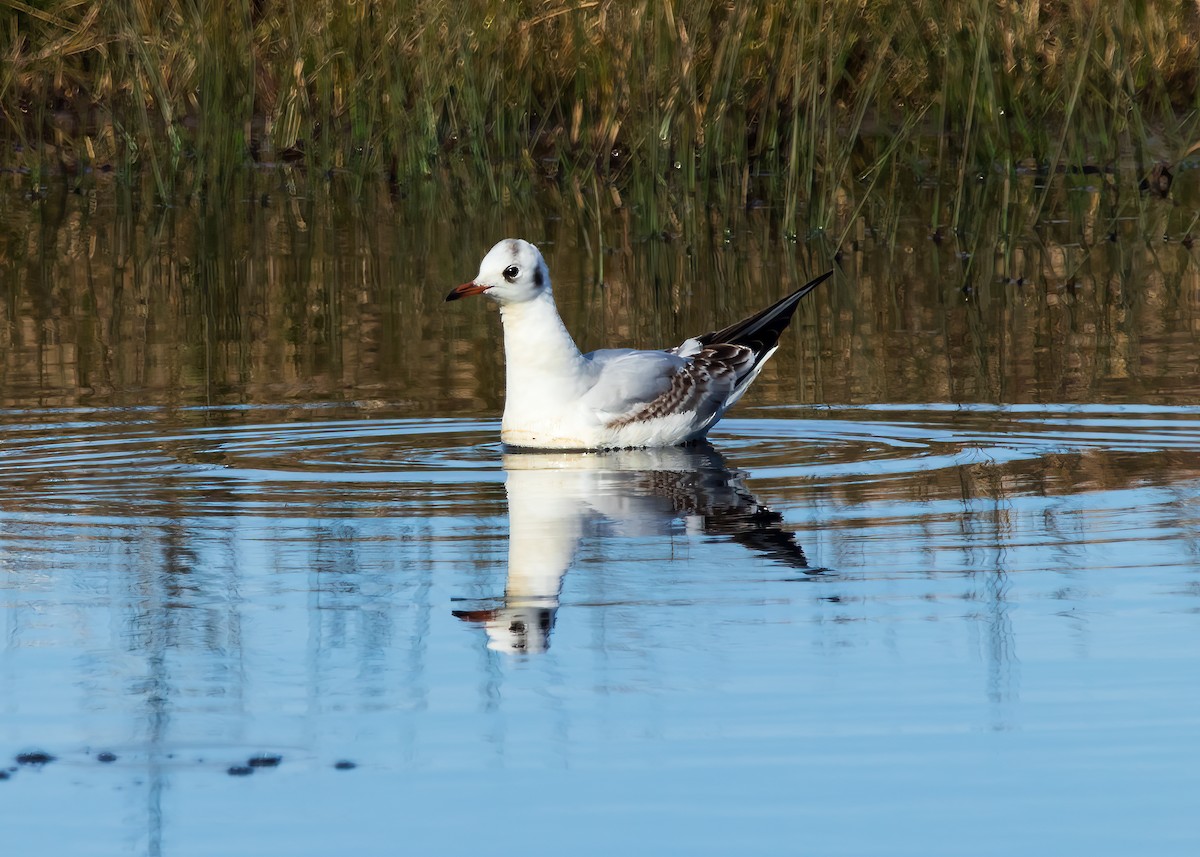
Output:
top-left (3, 0), bottom-right (1198, 215)
top-left (3, 159), bottom-right (1198, 415)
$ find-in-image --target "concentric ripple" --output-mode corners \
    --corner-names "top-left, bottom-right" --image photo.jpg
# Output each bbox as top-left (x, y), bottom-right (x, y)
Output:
top-left (3, 403), bottom-right (1200, 520)
top-left (0, 406), bottom-right (505, 518)
top-left (716, 404), bottom-right (1200, 496)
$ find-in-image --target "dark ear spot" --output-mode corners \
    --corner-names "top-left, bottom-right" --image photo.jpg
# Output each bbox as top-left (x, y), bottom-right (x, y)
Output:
top-left (533, 266), bottom-right (544, 288)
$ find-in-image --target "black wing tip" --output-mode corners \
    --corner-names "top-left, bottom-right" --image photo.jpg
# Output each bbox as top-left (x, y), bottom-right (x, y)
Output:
top-left (696, 269), bottom-right (831, 350)
top-left (792, 269), bottom-right (834, 299)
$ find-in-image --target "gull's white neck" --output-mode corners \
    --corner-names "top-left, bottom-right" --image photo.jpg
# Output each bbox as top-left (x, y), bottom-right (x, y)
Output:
top-left (499, 291), bottom-right (591, 430)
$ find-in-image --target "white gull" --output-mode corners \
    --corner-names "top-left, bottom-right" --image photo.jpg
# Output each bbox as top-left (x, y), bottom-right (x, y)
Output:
top-left (446, 238), bottom-right (830, 449)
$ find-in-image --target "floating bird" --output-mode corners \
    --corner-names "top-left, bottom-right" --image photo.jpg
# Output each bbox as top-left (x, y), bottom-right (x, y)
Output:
top-left (447, 239), bottom-right (829, 449)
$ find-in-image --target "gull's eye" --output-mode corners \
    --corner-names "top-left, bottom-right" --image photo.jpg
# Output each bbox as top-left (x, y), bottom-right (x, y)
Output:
top-left (503, 265), bottom-right (519, 282)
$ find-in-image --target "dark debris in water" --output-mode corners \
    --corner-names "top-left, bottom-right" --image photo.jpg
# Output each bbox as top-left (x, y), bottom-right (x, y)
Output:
top-left (3, 746), bottom-right (348, 777)
top-left (15, 751), bottom-right (55, 766)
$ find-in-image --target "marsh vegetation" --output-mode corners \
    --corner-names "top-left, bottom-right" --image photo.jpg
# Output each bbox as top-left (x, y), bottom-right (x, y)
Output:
top-left (2, 1), bottom-right (1199, 402)
top-left (3, 1), bottom-right (1198, 224)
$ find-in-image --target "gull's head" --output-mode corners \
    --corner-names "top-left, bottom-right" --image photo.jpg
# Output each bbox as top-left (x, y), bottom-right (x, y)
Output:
top-left (446, 238), bottom-right (551, 306)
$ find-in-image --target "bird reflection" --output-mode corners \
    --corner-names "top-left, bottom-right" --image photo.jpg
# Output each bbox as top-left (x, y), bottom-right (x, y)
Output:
top-left (453, 442), bottom-right (819, 654)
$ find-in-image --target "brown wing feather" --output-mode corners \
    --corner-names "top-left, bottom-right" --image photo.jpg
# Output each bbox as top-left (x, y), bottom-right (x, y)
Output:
top-left (606, 343), bottom-right (756, 429)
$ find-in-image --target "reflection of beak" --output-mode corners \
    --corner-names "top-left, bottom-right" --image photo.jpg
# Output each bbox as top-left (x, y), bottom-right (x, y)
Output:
top-left (454, 605), bottom-right (557, 654)
top-left (445, 281), bottom-right (490, 301)
top-left (452, 609), bottom-right (499, 623)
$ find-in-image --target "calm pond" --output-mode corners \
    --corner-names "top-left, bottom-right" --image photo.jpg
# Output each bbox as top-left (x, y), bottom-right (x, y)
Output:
top-left (1, 169), bottom-right (1199, 855)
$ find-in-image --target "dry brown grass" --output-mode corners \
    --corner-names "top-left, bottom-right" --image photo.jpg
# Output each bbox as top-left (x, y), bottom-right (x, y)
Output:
top-left (2, 0), bottom-right (1197, 203)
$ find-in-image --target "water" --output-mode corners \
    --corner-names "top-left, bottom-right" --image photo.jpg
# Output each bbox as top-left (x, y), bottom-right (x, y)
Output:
top-left (1, 172), bottom-right (1199, 855)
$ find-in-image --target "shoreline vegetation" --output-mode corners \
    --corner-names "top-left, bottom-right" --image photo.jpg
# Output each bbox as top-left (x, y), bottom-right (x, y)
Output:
top-left (2, 1), bottom-right (1199, 218)
top-left (3, 4), bottom-right (1200, 415)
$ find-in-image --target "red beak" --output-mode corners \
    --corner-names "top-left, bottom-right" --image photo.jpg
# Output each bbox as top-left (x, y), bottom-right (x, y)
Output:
top-left (445, 282), bottom-right (490, 301)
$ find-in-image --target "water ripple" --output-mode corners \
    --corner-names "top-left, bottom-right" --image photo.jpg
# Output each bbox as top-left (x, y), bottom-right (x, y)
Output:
top-left (1, 404), bottom-right (1199, 519)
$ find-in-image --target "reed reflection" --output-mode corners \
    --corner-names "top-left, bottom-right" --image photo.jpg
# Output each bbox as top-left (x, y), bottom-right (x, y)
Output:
top-left (454, 442), bottom-right (819, 654)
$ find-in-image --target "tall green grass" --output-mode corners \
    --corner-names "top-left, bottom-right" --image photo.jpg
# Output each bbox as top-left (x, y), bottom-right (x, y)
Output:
top-left (3, 0), bottom-right (1198, 219)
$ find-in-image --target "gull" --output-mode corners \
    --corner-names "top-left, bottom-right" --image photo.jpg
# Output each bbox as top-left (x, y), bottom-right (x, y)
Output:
top-left (447, 238), bottom-right (830, 449)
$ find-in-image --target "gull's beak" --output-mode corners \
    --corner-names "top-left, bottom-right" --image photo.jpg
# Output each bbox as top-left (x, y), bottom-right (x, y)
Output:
top-left (446, 281), bottom-right (490, 302)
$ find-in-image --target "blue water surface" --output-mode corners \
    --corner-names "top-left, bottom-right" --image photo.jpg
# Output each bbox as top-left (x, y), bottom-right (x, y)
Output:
top-left (1, 407), bottom-right (1198, 855)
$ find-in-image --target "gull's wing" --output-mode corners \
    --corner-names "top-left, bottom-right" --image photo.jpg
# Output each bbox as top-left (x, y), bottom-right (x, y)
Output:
top-left (579, 348), bottom-right (688, 418)
top-left (579, 345), bottom-right (754, 428)
top-left (581, 271), bottom-right (831, 429)
top-left (603, 343), bottom-right (756, 429)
